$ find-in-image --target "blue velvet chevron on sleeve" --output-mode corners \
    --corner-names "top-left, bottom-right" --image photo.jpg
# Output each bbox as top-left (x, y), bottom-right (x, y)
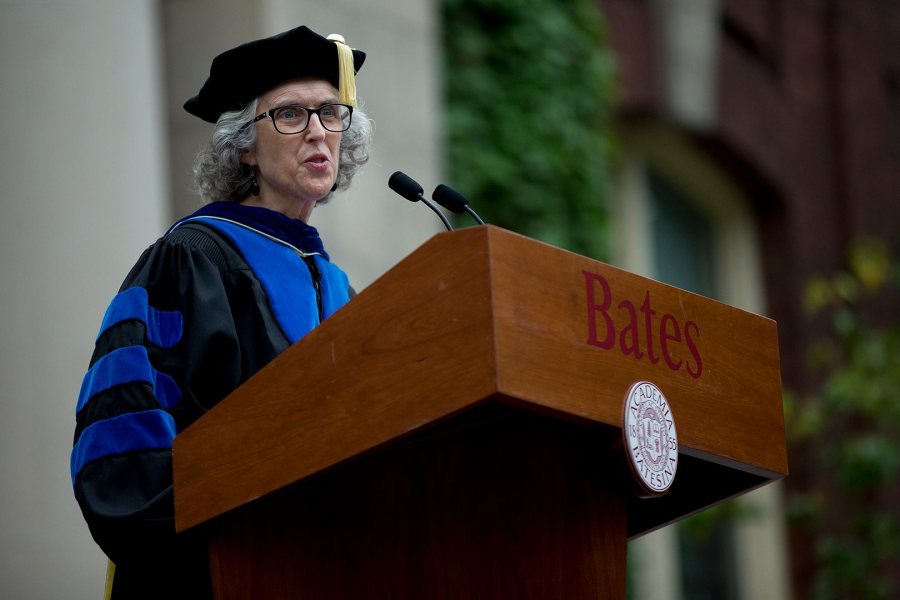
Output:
top-left (70, 228), bottom-right (246, 569)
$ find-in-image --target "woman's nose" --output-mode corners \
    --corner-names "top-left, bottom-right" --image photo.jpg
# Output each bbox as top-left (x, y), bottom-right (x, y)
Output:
top-left (304, 114), bottom-right (327, 140)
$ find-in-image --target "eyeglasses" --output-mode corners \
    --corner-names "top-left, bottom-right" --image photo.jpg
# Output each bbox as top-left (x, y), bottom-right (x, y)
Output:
top-left (242, 103), bottom-right (353, 134)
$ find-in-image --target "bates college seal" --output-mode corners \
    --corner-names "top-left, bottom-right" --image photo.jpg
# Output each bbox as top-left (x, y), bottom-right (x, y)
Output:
top-left (623, 381), bottom-right (678, 496)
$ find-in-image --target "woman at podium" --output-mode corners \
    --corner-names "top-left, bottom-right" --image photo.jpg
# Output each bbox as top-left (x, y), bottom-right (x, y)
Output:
top-left (70, 25), bottom-right (372, 599)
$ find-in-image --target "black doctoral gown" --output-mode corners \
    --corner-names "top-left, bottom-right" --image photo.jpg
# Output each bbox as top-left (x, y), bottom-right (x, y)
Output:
top-left (71, 204), bottom-right (351, 598)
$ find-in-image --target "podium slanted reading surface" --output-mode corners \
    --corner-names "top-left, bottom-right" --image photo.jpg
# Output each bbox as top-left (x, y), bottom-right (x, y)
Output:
top-left (173, 226), bottom-right (787, 599)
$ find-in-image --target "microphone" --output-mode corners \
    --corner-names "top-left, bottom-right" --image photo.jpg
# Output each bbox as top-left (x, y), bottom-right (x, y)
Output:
top-left (387, 170), bottom-right (423, 202)
top-left (432, 184), bottom-right (485, 225)
top-left (388, 171), bottom-right (453, 231)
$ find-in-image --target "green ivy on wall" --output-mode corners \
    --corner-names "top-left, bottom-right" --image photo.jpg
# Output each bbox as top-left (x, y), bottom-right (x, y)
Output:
top-left (441, 0), bottom-right (616, 259)
top-left (787, 238), bottom-right (900, 599)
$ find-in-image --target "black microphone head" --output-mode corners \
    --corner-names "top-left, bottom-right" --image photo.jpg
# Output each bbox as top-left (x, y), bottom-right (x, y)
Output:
top-left (432, 184), bottom-right (470, 214)
top-left (388, 171), bottom-right (424, 202)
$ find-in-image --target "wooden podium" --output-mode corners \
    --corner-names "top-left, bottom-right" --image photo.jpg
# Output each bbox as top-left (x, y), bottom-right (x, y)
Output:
top-left (173, 226), bottom-right (787, 599)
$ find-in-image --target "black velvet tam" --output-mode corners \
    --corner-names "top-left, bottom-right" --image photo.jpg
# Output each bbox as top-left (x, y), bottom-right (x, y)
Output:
top-left (184, 25), bottom-right (366, 124)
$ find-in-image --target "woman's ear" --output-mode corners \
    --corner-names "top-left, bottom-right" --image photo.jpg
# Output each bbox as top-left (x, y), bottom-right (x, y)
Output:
top-left (240, 147), bottom-right (257, 167)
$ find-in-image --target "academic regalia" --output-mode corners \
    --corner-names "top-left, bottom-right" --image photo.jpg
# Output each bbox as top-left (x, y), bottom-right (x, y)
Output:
top-left (72, 23), bottom-right (367, 597)
top-left (71, 202), bottom-right (352, 598)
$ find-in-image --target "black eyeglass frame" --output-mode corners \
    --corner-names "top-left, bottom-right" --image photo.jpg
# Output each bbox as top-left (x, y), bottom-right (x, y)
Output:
top-left (241, 103), bottom-right (354, 134)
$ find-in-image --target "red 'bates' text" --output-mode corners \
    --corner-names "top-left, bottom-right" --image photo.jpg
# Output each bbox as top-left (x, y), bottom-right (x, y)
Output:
top-left (582, 270), bottom-right (703, 379)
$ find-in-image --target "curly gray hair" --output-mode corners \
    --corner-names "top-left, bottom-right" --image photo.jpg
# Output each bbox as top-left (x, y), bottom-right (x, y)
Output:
top-left (193, 99), bottom-right (373, 204)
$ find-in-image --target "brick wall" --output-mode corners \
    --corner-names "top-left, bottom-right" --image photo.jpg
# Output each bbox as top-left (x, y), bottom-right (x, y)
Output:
top-left (600, 0), bottom-right (900, 595)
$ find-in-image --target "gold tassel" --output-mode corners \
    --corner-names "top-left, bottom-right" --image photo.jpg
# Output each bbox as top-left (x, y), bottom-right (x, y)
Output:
top-left (327, 33), bottom-right (358, 108)
top-left (103, 560), bottom-right (115, 600)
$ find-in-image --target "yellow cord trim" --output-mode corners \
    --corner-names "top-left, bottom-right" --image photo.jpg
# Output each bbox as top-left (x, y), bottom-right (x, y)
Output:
top-left (103, 561), bottom-right (115, 600)
top-left (327, 33), bottom-right (358, 108)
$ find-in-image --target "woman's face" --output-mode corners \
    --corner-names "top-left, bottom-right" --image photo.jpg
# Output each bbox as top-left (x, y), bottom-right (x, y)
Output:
top-left (242, 78), bottom-right (343, 221)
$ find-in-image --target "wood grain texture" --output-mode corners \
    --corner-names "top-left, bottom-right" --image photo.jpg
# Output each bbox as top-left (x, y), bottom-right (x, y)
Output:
top-left (174, 226), bottom-right (787, 542)
top-left (485, 227), bottom-right (786, 477)
top-left (207, 407), bottom-right (627, 599)
top-left (174, 227), bottom-right (499, 532)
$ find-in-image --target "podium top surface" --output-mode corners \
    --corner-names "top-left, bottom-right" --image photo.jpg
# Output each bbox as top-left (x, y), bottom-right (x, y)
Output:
top-left (174, 226), bottom-right (786, 535)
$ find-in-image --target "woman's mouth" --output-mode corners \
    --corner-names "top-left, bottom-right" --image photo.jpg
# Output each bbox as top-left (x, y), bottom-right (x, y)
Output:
top-left (304, 153), bottom-right (329, 170)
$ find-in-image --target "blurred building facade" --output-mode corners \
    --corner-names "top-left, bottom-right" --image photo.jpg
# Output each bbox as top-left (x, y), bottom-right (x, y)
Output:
top-left (600, 0), bottom-right (900, 597)
top-left (1, 2), bottom-right (441, 598)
